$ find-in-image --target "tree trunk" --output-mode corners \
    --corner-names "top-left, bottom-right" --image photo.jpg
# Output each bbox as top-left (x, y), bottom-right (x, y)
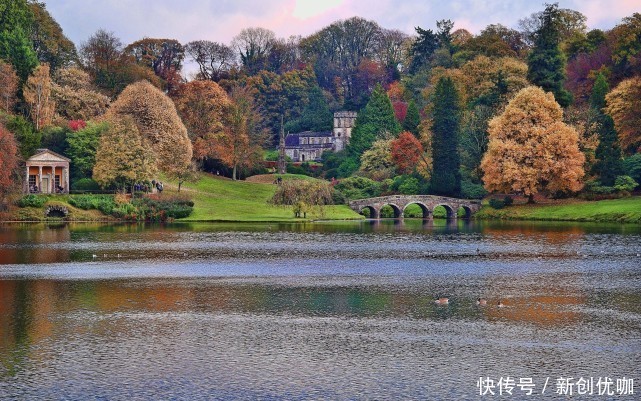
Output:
top-left (232, 164), bottom-right (237, 181)
top-left (527, 193), bottom-right (535, 204)
top-left (178, 181), bottom-right (182, 192)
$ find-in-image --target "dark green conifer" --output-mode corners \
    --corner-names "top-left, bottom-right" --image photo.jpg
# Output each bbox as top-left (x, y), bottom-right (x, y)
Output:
top-left (430, 77), bottom-right (461, 196)
top-left (403, 100), bottom-right (420, 137)
top-left (591, 72), bottom-right (623, 186)
top-left (527, 3), bottom-right (572, 107)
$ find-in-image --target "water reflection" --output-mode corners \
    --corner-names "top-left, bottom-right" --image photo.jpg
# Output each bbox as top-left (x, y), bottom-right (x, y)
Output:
top-left (0, 221), bottom-right (640, 399)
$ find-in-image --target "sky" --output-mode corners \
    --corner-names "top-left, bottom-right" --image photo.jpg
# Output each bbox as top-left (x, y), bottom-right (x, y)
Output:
top-left (44, 0), bottom-right (639, 77)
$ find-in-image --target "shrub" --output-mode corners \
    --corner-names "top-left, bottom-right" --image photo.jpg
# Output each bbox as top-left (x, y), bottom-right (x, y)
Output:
top-left (460, 180), bottom-right (488, 199)
top-left (488, 198), bottom-right (505, 209)
top-left (332, 189), bottom-right (347, 205)
top-left (131, 197), bottom-right (194, 221)
top-left (503, 196), bottom-right (514, 206)
top-left (334, 176), bottom-right (381, 200)
top-left (68, 195), bottom-right (117, 215)
top-left (623, 154), bottom-right (641, 183)
top-left (614, 175), bottom-right (638, 192)
top-left (398, 177), bottom-right (419, 195)
top-left (16, 194), bottom-right (48, 208)
top-left (71, 178), bottom-right (101, 191)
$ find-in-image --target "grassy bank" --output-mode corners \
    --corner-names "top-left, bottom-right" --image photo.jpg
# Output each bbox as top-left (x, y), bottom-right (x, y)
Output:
top-left (173, 173), bottom-right (362, 222)
top-left (475, 196), bottom-right (641, 223)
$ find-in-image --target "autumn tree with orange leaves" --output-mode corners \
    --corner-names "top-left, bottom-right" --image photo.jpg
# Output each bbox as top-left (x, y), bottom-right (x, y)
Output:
top-left (172, 80), bottom-right (231, 161)
top-left (391, 131), bottom-right (425, 174)
top-left (213, 86), bottom-right (267, 180)
top-left (605, 76), bottom-right (641, 153)
top-left (0, 125), bottom-right (20, 200)
top-left (0, 61), bottom-right (18, 114)
top-left (481, 86), bottom-right (585, 202)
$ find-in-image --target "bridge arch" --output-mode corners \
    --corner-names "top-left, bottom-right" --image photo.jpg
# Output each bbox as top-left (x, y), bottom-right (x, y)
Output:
top-left (359, 205), bottom-right (379, 219)
top-left (434, 204), bottom-right (456, 219)
top-left (403, 202), bottom-right (430, 219)
top-left (380, 203), bottom-right (402, 219)
top-left (457, 205), bottom-right (473, 219)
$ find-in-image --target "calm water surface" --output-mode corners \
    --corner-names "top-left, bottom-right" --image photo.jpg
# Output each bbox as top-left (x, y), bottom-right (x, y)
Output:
top-left (0, 220), bottom-right (640, 400)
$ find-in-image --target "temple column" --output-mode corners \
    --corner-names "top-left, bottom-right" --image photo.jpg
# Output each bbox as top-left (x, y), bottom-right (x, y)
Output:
top-left (25, 165), bottom-right (30, 193)
top-left (38, 166), bottom-right (42, 192)
top-left (64, 166), bottom-right (69, 193)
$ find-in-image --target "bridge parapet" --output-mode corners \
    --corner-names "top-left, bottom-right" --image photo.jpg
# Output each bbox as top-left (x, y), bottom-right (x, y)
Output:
top-left (349, 195), bottom-right (482, 219)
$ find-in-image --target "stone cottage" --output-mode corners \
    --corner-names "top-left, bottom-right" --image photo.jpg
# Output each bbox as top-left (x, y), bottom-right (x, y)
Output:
top-left (285, 111), bottom-right (357, 162)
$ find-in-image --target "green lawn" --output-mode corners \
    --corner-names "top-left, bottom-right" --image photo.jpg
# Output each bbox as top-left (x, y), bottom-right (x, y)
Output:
top-left (475, 196), bottom-right (641, 223)
top-left (172, 173), bottom-right (363, 222)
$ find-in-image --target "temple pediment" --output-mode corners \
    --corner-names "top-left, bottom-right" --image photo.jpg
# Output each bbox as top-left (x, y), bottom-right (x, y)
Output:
top-left (27, 149), bottom-right (71, 163)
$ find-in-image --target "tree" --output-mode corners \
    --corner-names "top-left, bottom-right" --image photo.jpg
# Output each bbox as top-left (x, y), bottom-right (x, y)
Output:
top-left (590, 73), bottom-right (623, 185)
top-left (52, 67), bottom-right (110, 121)
top-left (409, 26), bottom-right (439, 73)
top-left (105, 80), bottom-right (193, 176)
top-left (0, 0), bottom-right (38, 82)
top-left (359, 138), bottom-right (394, 181)
top-left (231, 27), bottom-right (276, 75)
top-left (123, 38), bottom-right (184, 90)
top-left (391, 131), bottom-right (427, 175)
top-left (185, 40), bottom-right (236, 81)
top-left (460, 105), bottom-right (493, 182)
top-left (29, 1), bottom-right (77, 72)
top-left (245, 67), bottom-right (317, 144)
top-left (284, 86), bottom-right (332, 133)
top-left (2, 114), bottom-right (39, 159)
top-left (605, 76), bottom-right (641, 153)
top-left (430, 77), bottom-right (461, 196)
top-left (519, 6), bottom-right (587, 47)
top-left (213, 86), bottom-right (267, 180)
top-left (300, 17), bottom-right (382, 106)
top-left (526, 3), bottom-right (573, 107)
top-left (403, 100), bottom-right (420, 136)
top-left (271, 180), bottom-right (334, 218)
top-left (0, 60), bottom-right (18, 113)
top-left (80, 29), bottom-right (122, 75)
top-left (348, 84), bottom-right (401, 158)
top-left (0, 125), bottom-right (20, 201)
top-left (481, 86), bottom-right (585, 201)
top-left (172, 80), bottom-right (231, 161)
top-left (607, 13), bottom-right (641, 80)
top-left (93, 116), bottom-right (156, 191)
top-left (66, 121), bottom-right (109, 179)
top-left (23, 63), bottom-right (55, 130)
top-left (80, 29), bottom-right (162, 96)
top-left (462, 24), bottom-right (526, 58)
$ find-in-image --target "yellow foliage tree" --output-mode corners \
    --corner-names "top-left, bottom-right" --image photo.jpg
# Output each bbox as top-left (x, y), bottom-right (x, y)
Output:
top-left (52, 67), bottom-right (110, 121)
top-left (23, 64), bottom-right (55, 130)
top-left (481, 86), bottom-right (585, 201)
top-left (605, 76), bottom-right (641, 153)
top-left (93, 116), bottom-right (156, 190)
top-left (105, 80), bottom-right (192, 178)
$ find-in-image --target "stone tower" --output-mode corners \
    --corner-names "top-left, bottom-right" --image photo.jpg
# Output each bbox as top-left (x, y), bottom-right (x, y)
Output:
top-left (332, 111), bottom-right (357, 152)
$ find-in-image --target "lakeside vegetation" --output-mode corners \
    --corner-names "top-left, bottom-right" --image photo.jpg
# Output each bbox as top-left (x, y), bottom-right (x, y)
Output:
top-left (0, 2), bottom-right (639, 224)
top-left (476, 196), bottom-right (641, 224)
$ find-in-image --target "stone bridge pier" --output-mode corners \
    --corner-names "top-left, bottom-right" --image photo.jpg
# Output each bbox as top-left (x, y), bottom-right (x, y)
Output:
top-left (348, 195), bottom-right (482, 219)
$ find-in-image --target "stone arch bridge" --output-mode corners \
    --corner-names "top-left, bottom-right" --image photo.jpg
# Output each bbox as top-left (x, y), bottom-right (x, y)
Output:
top-left (349, 195), bottom-right (482, 219)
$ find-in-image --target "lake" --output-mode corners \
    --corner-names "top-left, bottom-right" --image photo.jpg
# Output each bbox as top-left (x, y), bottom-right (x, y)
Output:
top-left (0, 220), bottom-right (640, 400)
